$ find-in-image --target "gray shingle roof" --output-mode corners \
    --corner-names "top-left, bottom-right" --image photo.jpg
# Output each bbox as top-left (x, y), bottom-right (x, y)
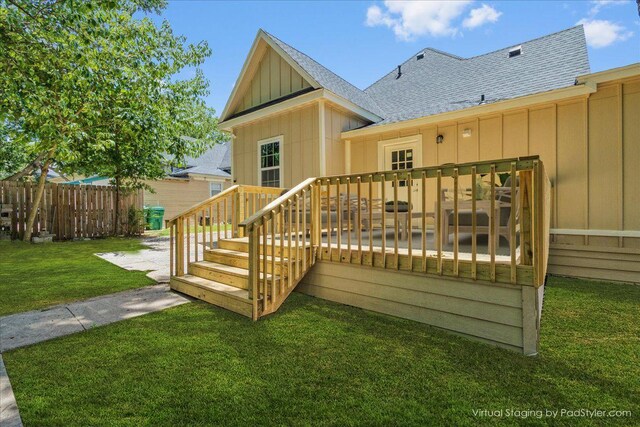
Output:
top-left (263, 26), bottom-right (590, 127)
top-left (263, 31), bottom-right (385, 117)
top-left (170, 141), bottom-right (231, 178)
top-left (365, 25), bottom-right (590, 125)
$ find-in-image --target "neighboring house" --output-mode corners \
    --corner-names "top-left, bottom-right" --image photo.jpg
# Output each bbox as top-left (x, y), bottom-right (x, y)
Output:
top-left (144, 141), bottom-right (232, 220)
top-left (219, 26), bottom-right (640, 283)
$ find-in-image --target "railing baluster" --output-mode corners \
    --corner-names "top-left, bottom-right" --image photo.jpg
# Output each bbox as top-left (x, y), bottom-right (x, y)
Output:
top-left (436, 170), bottom-right (442, 275)
top-left (288, 201), bottom-right (293, 281)
top-left (202, 209), bottom-right (206, 252)
top-left (302, 189), bottom-right (307, 272)
top-left (224, 197), bottom-right (228, 239)
top-left (270, 212), bottom-right (276, 301)
top-left (453, 168), bottom-right (459, 277)
top-left (510, 161), bottom-right (517, 284)
top-left (216, 201), bottom-right (221, 245)
top-left (356, 177), bottom-right (362, 264)
top-left (407, 173), bottom-right (413, 271)
top-left (280, 205), bottom-right (285, 293)
top-left (326, 180), bottom-right (331, 261)
top-left (393, 173), bottom-right (399, 270)
top-left (209, 204), bottom-right (214, 248)
top-left (421, 171), bottom-right (427, 273)
top-left (490, 164), bottom-right (496, 282)
top-left (368, 175), bottom-right (373, 266)
top-left (336, 178), bottom-right (341, 262)
top-left (186, 216), bottom-right (191, 266)
top-left (471, 166), bottom-right (477, 280)
top-left (381, 173), bottom-right (386, 268)
top-left (346, 177), bottom-right (352, 263)
top-left (194, 213), bottom-right (198, 262)
top-left (295, 194), bottom-right (300, 279)
top-left (262, 217), bottom-right (268, 312)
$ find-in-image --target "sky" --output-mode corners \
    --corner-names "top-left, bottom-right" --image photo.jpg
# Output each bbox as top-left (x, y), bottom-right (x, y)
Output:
top-left (151, 0), bottom-right (640, 115)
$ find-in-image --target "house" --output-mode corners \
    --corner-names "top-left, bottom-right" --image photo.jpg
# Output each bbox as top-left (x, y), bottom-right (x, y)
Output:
top-left (167, 26), bottom-right (638, 355)
top-left (144, 141), bottom-right (233, 220)
top-left (219, 26), bottom-right (639, 284)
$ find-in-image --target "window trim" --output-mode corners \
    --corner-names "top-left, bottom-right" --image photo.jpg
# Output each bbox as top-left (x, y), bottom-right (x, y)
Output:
top-left (257, 135), bottom-right (283, 188)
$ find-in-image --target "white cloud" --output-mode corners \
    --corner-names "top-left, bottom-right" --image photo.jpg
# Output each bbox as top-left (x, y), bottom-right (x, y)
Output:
top-left (365, 1), bottom-right (475, 41)
top-left (577, 18), bottom-right (633, 48)
top-left (588, 0), bottom-right (629, 17)
top-left (462, 4), bottom-right (502, 29)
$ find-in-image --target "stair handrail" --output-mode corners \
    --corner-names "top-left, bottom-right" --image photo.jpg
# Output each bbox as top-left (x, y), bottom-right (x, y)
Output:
top-left (238, 177), bottom-right (318, 231)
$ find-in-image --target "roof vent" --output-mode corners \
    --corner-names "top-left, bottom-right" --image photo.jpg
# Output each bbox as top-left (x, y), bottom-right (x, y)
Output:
top-left (416, 52), bottom-right (425, 60)
top-left (396, 65), bottom-right (402, 79)
top-left (508, 45), bottom-right (522, 58)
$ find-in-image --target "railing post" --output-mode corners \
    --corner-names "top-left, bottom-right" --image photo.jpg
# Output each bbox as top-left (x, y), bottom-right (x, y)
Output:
top-left (247, 224), bottom-right (259, 320)
top-left (520, 169), bottom-right (533, 266)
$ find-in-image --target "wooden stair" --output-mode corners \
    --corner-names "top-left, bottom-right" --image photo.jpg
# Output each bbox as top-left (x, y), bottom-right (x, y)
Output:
top-left (170, 237), bottom-right (313, 319)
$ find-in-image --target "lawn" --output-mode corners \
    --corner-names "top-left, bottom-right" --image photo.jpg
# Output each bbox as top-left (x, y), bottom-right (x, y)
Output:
top-left (3, 276), bottom-right (639, 426)
top-left (0, 238), bottom-right (154, 316)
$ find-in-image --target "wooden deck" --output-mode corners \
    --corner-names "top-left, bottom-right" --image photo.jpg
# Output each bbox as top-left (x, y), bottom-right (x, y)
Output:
top-left (167, 157), bottom-right (550, 353)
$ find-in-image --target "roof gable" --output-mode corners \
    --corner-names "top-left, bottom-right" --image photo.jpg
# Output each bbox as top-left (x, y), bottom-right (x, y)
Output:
top-left (221, 31), bottom-right (320, 122)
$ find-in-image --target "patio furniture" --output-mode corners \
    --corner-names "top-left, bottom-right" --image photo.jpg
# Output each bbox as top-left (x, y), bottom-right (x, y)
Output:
top-left (441, 178), bottom-right (519, 248)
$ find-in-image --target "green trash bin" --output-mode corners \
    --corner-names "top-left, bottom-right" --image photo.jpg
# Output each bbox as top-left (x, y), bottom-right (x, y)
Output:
top-left (148, 206), bottom-right (165, 231)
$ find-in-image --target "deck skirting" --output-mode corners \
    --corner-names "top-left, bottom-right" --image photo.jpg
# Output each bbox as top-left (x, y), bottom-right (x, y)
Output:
top-left (548, 243), bottom-right (640, 284)
top-left (298, 261), bottom-right (543, 355)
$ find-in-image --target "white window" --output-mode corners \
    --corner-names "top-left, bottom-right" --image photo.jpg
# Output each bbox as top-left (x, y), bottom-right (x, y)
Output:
top-left (258, 136), bottom-right (282, 188)
top-left (210, 182), bottom-right (223, 197)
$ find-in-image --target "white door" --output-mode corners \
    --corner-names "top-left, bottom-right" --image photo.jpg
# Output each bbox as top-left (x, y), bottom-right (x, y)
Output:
top-left (382, 141), bottom-right (421, 207)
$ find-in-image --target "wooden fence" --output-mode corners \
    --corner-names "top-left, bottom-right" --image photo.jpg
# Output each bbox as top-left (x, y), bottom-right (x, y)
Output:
top-left (0, 181), bottom-right (144, 241)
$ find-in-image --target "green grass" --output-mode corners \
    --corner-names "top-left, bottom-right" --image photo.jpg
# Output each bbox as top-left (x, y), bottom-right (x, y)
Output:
top-left (0, 238), bottom-right (154, 316)
top-left (3, 276), bottom-right (639, 426)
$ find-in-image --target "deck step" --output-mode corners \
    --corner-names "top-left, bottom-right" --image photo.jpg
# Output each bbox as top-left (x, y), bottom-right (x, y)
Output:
top-left (218, 237), bottom-right (312, 257)
top-left (204, 248), bottom-right (295, 275)
top-left (188, 260), bottom-right (279, 290)
top-left (170, 275), bottom-right (253, 318)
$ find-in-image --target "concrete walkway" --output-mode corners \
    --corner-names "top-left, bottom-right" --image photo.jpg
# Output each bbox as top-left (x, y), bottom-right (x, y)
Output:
top-left (0, 355), bottom-right (21, 427)
top-left (97, 236), bottom-right (172, 283)
top-left (0, 284), bottom-right (191, 353)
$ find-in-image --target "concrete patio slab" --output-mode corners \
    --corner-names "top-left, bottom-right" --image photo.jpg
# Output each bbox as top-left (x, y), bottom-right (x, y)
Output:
top-left (0, 285), bottom-right (191, 353)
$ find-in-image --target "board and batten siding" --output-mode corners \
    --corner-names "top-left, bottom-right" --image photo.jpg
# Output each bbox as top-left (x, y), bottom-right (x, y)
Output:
top-left (298, 261), bottom-right (543, 355)
top-left (232, 101), bottom-right (369, 188)
top-left (233, 103), bottom-right (320, 188)
top-left (231, 46), bottom-right (312, 117)
top-left (348, 76), bottom-right (640, 283)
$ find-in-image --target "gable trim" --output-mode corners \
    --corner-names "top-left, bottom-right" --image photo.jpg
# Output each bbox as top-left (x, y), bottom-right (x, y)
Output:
top-left (219, 88), bottom-right (380, 131)
top-left (220, 30), bottom-right (320, 122)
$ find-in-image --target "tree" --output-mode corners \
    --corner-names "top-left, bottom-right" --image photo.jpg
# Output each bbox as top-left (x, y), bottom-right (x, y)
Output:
top-left (0, 0), bottom-right (222, 240)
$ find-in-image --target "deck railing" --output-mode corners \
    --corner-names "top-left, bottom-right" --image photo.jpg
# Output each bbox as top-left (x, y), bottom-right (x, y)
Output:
top-left (314, 156), bottom-right (550, 287)
top-left (166, 185), bottom-right (284, 276)
top-left (238, 177), bottom-right (318, 318)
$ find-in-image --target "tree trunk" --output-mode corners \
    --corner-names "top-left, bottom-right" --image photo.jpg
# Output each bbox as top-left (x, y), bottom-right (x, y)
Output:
top-left (23, 147), bottom-right (55, 242)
